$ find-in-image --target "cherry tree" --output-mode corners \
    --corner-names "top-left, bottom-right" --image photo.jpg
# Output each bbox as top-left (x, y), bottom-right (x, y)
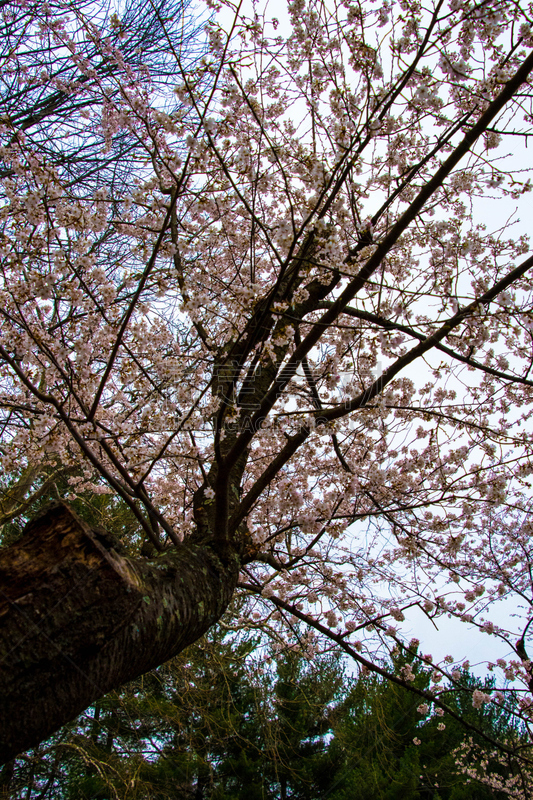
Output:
top-left (1, 0), bottom-right (533, 772)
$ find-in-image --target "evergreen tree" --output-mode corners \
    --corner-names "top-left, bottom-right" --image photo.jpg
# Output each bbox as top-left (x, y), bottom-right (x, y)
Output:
top-left (6, 633), bottom-right (528, 799)
top-left (324, 650), bottom-right (524, 800)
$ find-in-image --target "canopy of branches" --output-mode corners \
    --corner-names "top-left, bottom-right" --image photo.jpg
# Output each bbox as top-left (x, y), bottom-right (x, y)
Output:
top-left (1, 0), bottom-right (533, 773)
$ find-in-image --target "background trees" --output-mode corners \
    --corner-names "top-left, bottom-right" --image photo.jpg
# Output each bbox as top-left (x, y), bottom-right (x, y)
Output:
top-left (1, 0), bottom-right (533, 769)
top-left (1, 614), bottom-right (528, 799)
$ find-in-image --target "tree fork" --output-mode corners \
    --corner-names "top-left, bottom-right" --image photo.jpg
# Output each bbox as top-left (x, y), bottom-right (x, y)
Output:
top-left (0, 503), bottom-right (240, 764)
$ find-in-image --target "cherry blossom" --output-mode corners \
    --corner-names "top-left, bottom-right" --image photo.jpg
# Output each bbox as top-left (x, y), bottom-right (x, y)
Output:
top-left (2, 0), bottom-right (533, 769)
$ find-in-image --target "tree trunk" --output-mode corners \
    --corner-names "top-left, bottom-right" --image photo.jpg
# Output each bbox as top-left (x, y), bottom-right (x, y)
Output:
top-left (0, 503), bottom-right (240, 764)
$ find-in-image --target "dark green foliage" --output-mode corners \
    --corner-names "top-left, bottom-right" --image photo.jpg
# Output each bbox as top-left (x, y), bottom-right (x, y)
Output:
top-left (0, 469), bottom-right (146, 556)
top-left (4, 625), bottom-right (529, 799)
top-left (323, 651), bottom-right (520, 800)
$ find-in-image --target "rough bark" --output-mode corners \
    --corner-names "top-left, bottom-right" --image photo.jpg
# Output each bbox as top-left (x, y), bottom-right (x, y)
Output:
top-left (0, 503), bottom-right (240, 764)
